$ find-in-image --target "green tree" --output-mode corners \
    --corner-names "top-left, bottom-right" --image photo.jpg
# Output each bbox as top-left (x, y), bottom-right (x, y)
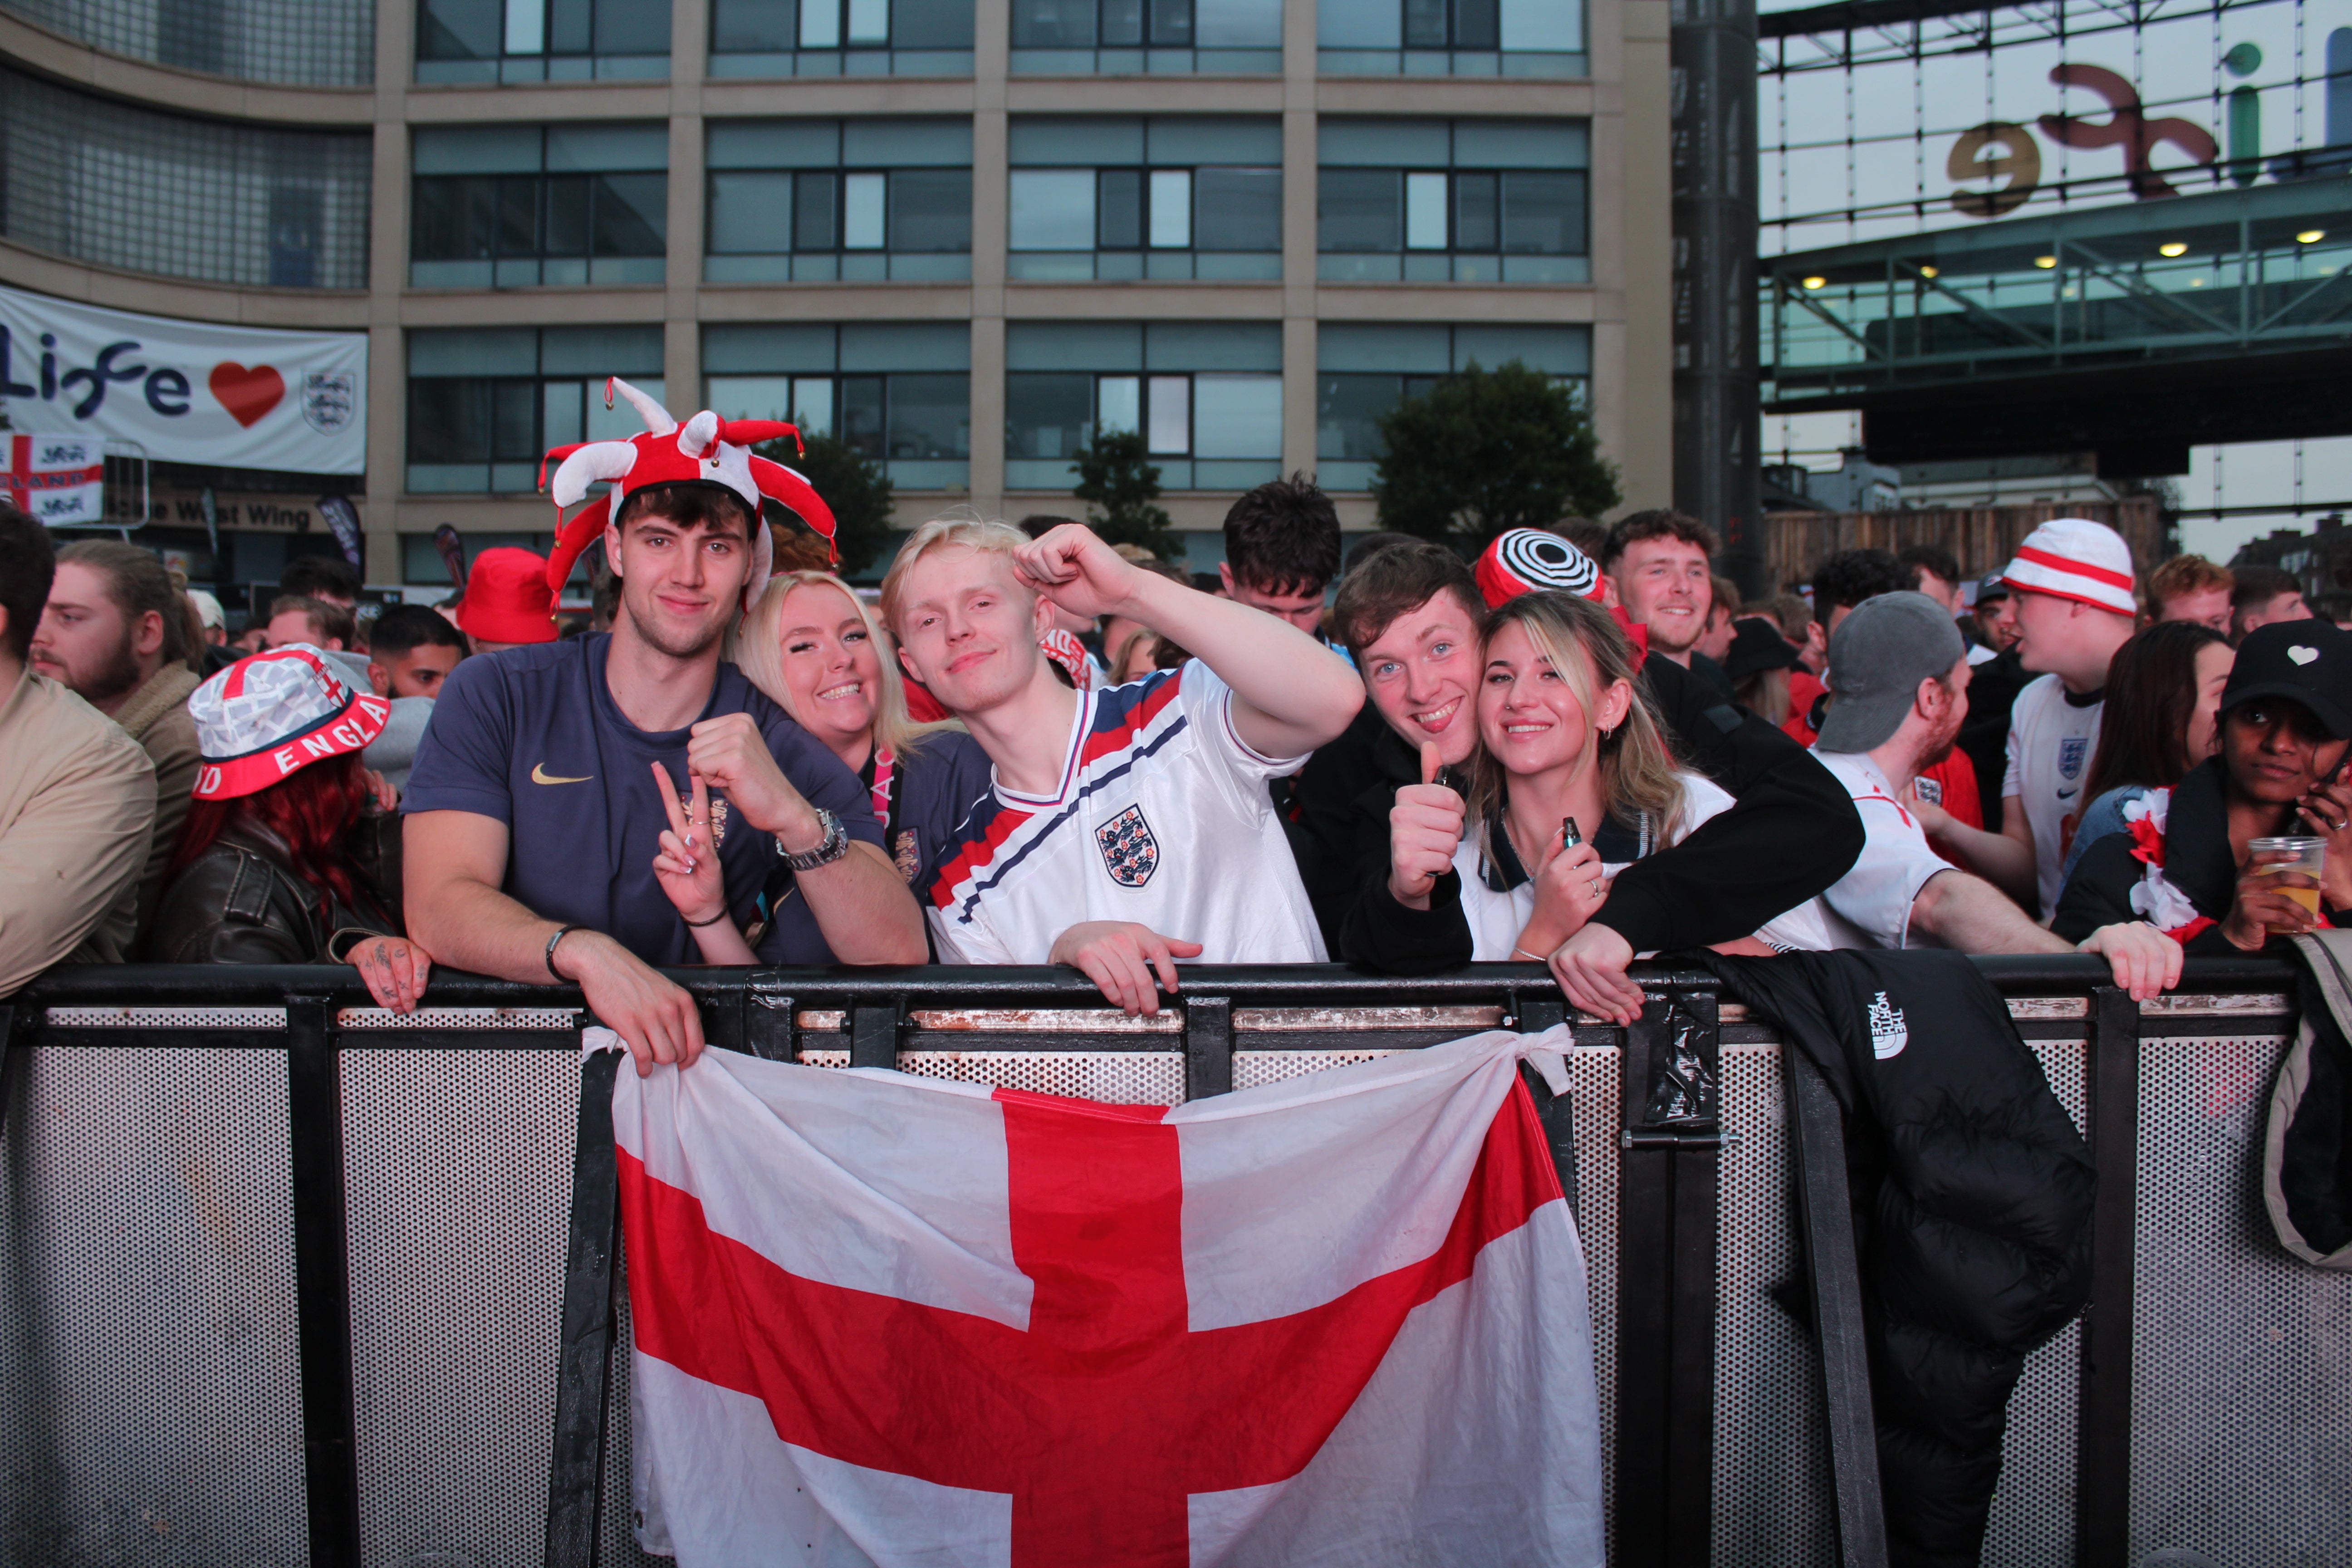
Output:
top-left (1370, 360), bottom-right (1621, 549)
top-left (1070, 429), bottom-right (1181, 560)
top-left (755, 433), bottom-right (897, 576)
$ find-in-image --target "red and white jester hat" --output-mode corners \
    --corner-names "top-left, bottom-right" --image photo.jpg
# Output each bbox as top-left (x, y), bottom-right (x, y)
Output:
top-left (540, 377), bottom-right (840, 604)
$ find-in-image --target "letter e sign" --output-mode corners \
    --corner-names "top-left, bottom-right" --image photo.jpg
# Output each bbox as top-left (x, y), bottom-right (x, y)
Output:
top-left (1948, 122), bottom-right (2042, 218)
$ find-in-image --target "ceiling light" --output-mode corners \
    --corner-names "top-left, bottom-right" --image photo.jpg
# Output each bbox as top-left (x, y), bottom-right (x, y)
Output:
top-left (2034, 255), bottom-right (2058, 269)
top-left (1919, 265), bottom-right (1939, 278)
top-left (2159, 241), bottom-right (2188, 257)
top-left (2298, 229), bottom-right (2326, 244)
top-left (1802, 275), bottom-right (1826, 289)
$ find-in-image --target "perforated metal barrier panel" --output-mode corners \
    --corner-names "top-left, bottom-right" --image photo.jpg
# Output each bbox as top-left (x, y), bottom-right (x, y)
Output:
top-left (0, 1044), bottom-right (308, 1566)
top-left (2130, 1031), bottom-right (2352, 1566)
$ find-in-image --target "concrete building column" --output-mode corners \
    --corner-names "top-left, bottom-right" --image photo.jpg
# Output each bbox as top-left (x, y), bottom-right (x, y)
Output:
top-left (364, 0), bottom-right (416, 584)
top-left (1281, 0), bottom-right (1319, 488)
top-left (969, 0), bottom-right (1013, 517)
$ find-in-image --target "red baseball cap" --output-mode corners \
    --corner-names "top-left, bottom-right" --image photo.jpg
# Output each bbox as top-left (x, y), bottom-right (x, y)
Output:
top-left (456, 547), bottom-right (559, 645)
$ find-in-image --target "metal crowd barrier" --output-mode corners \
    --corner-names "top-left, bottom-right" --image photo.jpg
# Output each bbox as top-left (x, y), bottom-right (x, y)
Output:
top-left (0, 956), bottom-right (2341, 1568)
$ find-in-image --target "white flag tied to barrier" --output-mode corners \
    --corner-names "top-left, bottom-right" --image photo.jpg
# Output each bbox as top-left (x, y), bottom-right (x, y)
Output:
top-left (0, 432), bottom-right (103, 525)
top-left (608, 1027), bottom-right (1605, 1568)
top-left (0, 282), bottom-right (365, 474)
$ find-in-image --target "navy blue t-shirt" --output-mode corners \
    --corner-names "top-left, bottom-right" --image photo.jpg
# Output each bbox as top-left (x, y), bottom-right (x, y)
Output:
top-left (402, 635), bottom-right (885, 966)
top-left (866, 729), bottom-right (996, 893)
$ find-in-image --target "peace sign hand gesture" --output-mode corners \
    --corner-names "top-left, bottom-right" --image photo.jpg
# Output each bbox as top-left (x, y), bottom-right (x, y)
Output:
top-left (652, 762), bottom-right (729, 929)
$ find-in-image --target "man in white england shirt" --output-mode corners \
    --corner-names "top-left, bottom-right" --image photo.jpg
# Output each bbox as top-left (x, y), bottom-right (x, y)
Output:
top-left (1808, 593), bottom-right (2176, 997)
top-left (882, 518), bottom-right (1363, 1014)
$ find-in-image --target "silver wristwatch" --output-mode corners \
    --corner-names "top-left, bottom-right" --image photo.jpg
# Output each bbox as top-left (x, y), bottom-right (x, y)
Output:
top-left (775, 807), bottom-right (849, 872)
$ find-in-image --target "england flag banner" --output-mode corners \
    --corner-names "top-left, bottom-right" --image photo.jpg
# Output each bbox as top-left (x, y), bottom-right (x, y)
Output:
top-left (0, 282), bottom-right (364, 475)
top-left (609, 1027), bottom-right (1604, 1567)
top-left (0, 432), bottom-right (103, 525)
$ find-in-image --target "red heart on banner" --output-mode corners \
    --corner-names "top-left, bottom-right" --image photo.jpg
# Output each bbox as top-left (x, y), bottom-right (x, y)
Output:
top-left (208, 363), bottom-right (285, 427)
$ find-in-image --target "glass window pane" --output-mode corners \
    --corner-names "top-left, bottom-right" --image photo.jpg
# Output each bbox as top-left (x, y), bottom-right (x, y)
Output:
top-left (842, 321), bottom-right (970, 370)
top-left (1095, 170), bottom-right (1142, 250)
top-left (1102, 0), bottom-right (1144, 46)
top-left (1455, 0), bottom-right (1498, 49)
top-left (795, 172), bottom-right (839, 249)
top-left (411, 327), bottom-right (540, 377)
top-left (407, 378), bottom-right (491, 462)
top-left (1146, 320), bottom-right (1279, 370)
top-left (1005, 373), bottom-right (1094, 458)
top-left (505, 0), bottom-right (546, 54)
top-left (800, 0), bottom-right (841, 47)
top-left (713, 0), bottom-right (794, 51)
top-left (792, 377), bottom-right (835, 436)
top-left (491, 378), bottom-right (541, 461)
top-left (1009, 169), bottom-right (1096, 250)
top-left (886, 169), bottom-right (970, 251)
top-left (1453, 118), bottom-right (1587, 170)
top-left (1192, 372), bottom-right (1279, 458)
top-left (1499, 170), bottom-right (1585, 254)
top-left (544, 175), bottom-right (590, 255)
top-left (1012, 0), bottom-right (1095, 47)
top-left (1499, 0), bottom-right (1581, 52)
top-left (1317, 323), bottom-right (1448, 372)
top-left (1150, 118), bottom-right (1282, 165)
top-left (1007, 322), bottom-right (1142, 370)
top-left (415, 125), bottom-right (545, 176)
top-left (706, 374), bottom-right (797, 421)
top-left (884, 373), bottom-right (967, 458)
top-left (1010, 118), bottom-right (1144, 165)
top-left (412, 178), bottom-right (476, 260)
top-left (1454, 170), bottom-right (1498, 250)
top-left (1196, 0), bottom-right (1280, 47)
top-left (1404, 0), bottom-right (1446, 48)
top-left (592, 173), bottom-right (668, 255)
top-left (1318, 167), bottom-right (1401, 251)
top-left (843, 119), bottom-right (973, 167)
top-left (892, 0), bottom-right (974, 45)
top-left (1454, 324), bottom-right (1588, 375)
top-left (495, 176), bottom-right (537, 255)
top-left (549, 0), bottom-right (592, 51)
top-left (841, 376), bottom-right (887, 457)
top-left (1318, 119), bottom-right (1450, 167)
top-left (542, 379), bottom-right (584, 447)
top-left (847, 0), bottom-right (888, 42)
top-left (1146, 374), bottom-right (1190, 454)
top-left (1405, 171), bottom-right (1448, 248)
top-left (1097, 375), bottom-right (1141, 435)
top-left (545, 124), bottom-right (669, 173)
top-left (1148, 169), bottom-right (1191, 248)
top-left (710, 172), bottom-right (791, 252)
top-left (1151, 0), bottom-right (1193, 46)
top-left (420, 0), bottom-right (502, 60)
top-left (1316, 0), bottom-right (1398, 49)
top-left (842, 172), bottom-right (887, 247)
top-left (1317, 373), bottom-right (1402, 460)
top-left (1194, 167), bottom-right (1279, 250)
top-left (710, 120), bottom-right (841, 170)
top-left (595, 0), bottom-right (671, 51)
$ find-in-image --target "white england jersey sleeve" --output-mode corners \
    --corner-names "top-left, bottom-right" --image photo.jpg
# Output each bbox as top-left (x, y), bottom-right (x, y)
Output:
top-left (926, 661), bottom-right (1327, 965)
top-left (1811, 749), bottom-right (1952, 949)
top-left (2002, 674), bottom-right (2104, 920)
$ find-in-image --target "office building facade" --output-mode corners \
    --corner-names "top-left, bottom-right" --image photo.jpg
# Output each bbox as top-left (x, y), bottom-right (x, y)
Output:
top-left (0, 0), bottom-right (1669, 587)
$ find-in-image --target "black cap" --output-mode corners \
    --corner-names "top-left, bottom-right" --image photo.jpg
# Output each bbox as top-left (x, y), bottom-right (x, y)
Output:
top-left (1723, 615), bottom-right (1802, 682)
top-left (1974, 572), bottom-right (2011, 605)
top-left (2221, 620), bottom-right (2352, 739)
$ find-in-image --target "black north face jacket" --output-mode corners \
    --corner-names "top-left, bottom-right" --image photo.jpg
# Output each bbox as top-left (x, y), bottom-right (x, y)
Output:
top-left (1700, 948), bottom-right (2095, 1568)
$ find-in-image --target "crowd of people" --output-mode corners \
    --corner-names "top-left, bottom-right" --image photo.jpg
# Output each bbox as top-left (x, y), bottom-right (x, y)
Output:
top-left (3, 384), bottom-right (2345, 1073)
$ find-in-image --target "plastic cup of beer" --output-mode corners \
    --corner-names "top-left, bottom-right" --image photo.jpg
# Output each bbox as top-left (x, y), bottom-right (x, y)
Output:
top-left (2250, 835), bottom-right (2327, 916)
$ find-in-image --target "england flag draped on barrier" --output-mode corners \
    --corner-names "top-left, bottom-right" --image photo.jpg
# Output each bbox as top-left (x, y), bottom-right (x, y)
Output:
top-left (608, 1027), bottom-right (1605, 1567)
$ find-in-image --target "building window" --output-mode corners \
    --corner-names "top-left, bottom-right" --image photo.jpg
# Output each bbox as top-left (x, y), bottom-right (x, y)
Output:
top-left (417, 0), bottom-right (672, 83)
top-left (1316, 323), bottom-right (1590, 490)
top-left (412, 124), bottom-right (668, 289)
top-left (1318, 0), bottom-right (1583, 76)
top-left (1318, 118), bottom-right (1588, 283)
top-left (706, 323), bottom-right (970, 490)
top-left (0, 65), bottom-right (371, 289)
top-left (706, 120), bottom-right (971, 282)
top-left (1009, 118), bottom-right (1280, 281)
top-left (1005, 321), bottom-right (1280, 492)
top-left (407, 326), bottom-right (666, 494)
top-left (1009, 0), bottom-right (1279, 75)
top-left (10, 0), bottom-right (375, 85)
top-left (709, 0), bottom-right (975, 78)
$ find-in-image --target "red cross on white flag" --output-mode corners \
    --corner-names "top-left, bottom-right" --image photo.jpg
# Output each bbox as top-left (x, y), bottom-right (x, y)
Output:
top-left (0, 432), bottom-right (104, 525)
top-left (611, 1029), bottom-right (1603, 1567)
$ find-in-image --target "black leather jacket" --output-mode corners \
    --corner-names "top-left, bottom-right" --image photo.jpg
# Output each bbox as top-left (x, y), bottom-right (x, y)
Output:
top-left (145, 813), bottom-right (402, 965)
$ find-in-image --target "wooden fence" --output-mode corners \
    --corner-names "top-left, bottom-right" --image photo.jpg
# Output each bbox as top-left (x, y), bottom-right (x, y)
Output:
top-left (1761, 497), bottom-right (2165, 595)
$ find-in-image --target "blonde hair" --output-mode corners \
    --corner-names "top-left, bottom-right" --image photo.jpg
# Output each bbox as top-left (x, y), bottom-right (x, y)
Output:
top-left (877, 513), bottom-right (1032, 637)
top-left (733, 571), bottom-right (959, 761)
top-left (1469, 591), bottom-right (1686, 863)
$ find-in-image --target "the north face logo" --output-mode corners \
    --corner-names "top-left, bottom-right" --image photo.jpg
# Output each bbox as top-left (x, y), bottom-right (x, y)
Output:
top-left (1867, 990), bottom-right (1909, 1060)
top-left (1095, 804), bottom-right (1159, 888)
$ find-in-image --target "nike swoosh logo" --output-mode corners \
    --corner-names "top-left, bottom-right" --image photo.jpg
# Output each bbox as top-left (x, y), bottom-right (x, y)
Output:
top-left (531, 764), bottom-right (594, 785)
top-left (2057, 788), bottom-right (2078, 799)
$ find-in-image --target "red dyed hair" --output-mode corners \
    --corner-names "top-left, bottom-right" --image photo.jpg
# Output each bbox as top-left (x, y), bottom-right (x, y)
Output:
top-left (170, 754), bottom-right (376, 920)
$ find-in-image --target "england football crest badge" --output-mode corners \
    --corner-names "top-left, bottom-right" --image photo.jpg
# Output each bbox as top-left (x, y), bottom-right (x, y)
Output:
top-left (1095, 804), bottom-right (1160, 888)
top-left (2058, 736), bottom-right (2089, 781)
top-left (301, 371), bottom-right (358, 436)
